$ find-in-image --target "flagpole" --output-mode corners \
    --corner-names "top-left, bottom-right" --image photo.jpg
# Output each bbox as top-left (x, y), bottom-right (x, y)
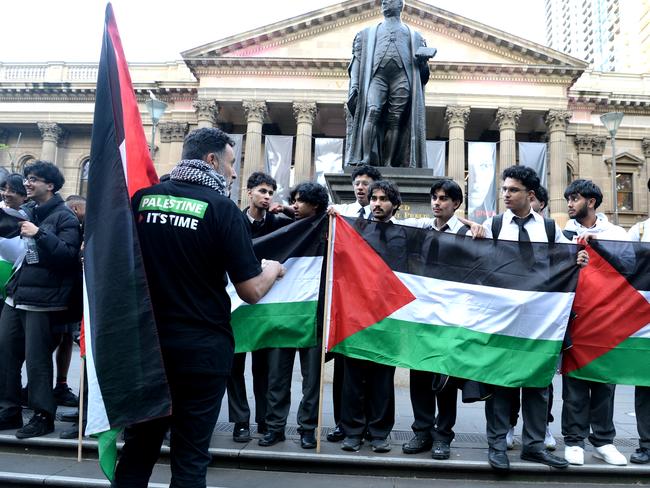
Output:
top-left (77, 356), bottom-right (86, 462)
top-left (316, 214), bottom-right (335, 454)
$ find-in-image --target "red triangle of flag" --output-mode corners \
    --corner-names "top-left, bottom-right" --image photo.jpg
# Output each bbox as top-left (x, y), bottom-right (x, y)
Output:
top-left (327, 215), bottom-right (416, 351)
top-left (562, 244), bottom-right (650, 373)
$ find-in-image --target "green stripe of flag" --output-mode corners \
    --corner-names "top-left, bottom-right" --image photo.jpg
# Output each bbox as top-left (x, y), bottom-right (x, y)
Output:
top-left (332, 317), bottom-right (562, 387)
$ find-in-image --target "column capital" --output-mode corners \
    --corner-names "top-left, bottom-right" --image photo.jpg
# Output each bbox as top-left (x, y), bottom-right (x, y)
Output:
top-left (643, 138), bottom-right (650, 158)
top-left (192, 99), bottom-right (219, 126)
top-left (158, 122), bottom-right (189, 143)
top-left (293, 101), bottom-right (318, 125)
top-left (445, 106), bottom-right (470, 129)
top-left (37, 122), bottom-right (65, 145)
top-left (574, 135), bottom-right (594, 154)
top-left (591, 136), bottom-right (606, 155)
top-left (545, 110), bottom-right (572, 133)
top-left (243, 100), bottom-right (268, 124)
top-left (495, 107), bottom-right (522, 131)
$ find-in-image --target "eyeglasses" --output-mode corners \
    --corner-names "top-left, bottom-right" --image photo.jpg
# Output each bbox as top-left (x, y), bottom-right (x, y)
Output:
top-left (501, 186), bottom-right (527, 194)
top-left (23, 176), bottom-right (46, 184)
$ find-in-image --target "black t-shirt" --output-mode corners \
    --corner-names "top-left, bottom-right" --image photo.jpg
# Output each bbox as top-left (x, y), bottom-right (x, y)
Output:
top-left (132, 180), bottom-right (261, 374)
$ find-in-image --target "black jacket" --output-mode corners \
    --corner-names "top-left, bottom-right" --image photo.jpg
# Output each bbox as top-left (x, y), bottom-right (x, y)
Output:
top-left (242, 207), bottom-right (293, 239)
top-left (6, 194), bottom-right (82, 309)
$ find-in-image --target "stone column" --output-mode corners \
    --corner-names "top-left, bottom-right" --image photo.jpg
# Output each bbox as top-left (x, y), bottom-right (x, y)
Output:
top-left (37, 122), bottom-right (65, 164)
top-left (445, 106), bottom-right (470, 216)
top-left (574, 135), bottom-right (594, 178)
top-left (240, 100), bottom-right (268, 207)
top-left (159, 122), bottom-right (189, 175)
top-left (496, 108), bottom-right (522, 212)
top-left (193, 99), bottom-right (219, 129)
top-left (292, 101), bottom-right (318, 184)
top-left (545, 110), bottom-right (572, 226)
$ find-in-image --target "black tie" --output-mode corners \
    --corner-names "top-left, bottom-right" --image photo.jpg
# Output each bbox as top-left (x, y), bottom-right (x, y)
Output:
top-left (358, 207), bottom-right (366, 219)
top-left (438, 224), bottom-right (450, 233)
top-left (513, 215), bottom-right (534, 266)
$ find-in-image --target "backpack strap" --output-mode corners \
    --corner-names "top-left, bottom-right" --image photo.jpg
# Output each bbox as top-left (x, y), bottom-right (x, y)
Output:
top-left (563, 229), bottom-right (577, 241)
top-left (456, 224), bottom-right (471, 236)
top-left (543, 218), bottom-right (556, 244)
top-left (491, 214), bottom-right (503, 240)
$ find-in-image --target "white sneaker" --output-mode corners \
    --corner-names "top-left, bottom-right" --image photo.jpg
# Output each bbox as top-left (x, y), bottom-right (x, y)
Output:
top-left (594, 444), bottom-right (627, 466)
top-left (564, 446), bottom-right (584, 465)
top-left (506, 426), bottom-right (515, 450)
top-left (544, 425), bottom-right (556, 450)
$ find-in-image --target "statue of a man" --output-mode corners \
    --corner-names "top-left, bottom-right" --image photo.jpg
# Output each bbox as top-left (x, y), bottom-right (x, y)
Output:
top-left (345, 0), bottom-right (435, 168)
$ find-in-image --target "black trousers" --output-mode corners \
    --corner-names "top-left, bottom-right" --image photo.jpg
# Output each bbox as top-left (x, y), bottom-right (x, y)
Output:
top-left (340, 356), bottom-right (395, 439)
top-left (226, 349), bottom-right (268, 425)
top-left (561, 376), bottom-right (616, 448)
top-left (509, 383), bottom-right (555, 426)
top-left (0, 305), bottom-right (57, 417)
top-left (409, 370), bottom-right (458, 443)
top-left (113, 370), bottom-right (227, 488)
top-left (265, 345), bottom-right (320, 433)
top-left (332, 353), bottom-right (344, 425)
top-left (636, 386), bottom-right (650, 450)
top-left (486, 386), bottom-right (548, 453)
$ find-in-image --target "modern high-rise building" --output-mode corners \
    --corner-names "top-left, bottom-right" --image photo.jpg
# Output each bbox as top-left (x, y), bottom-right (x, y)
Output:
top-left (545, 0), bottom-right (650, 73)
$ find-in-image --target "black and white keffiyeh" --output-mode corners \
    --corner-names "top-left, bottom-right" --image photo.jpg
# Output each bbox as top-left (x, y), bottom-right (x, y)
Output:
top-left (169, 159), bottom-right (228, 196)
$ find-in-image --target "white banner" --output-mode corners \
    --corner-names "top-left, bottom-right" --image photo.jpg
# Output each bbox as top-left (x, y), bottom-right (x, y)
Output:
top-left (468, 142), bottom-right (497, 224)
top-left (228, 133), bottom-right (244, 204)
top-left (265, 135), bottom-right (293, 204)
top-left (518, 142), bottom-right (548, 189)
top-left (314, 138), bottom-right (344, 186)
top-left (426, 141), bottom-right (446, 176)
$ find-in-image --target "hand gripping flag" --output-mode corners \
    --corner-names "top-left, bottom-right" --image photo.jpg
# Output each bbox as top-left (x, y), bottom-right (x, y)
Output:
top-left (84, 3), bottom-right (170, 480)
top-left (562, 240), bottom-right (650, 386)
top-left (325, 215), bottom-right (581, 388)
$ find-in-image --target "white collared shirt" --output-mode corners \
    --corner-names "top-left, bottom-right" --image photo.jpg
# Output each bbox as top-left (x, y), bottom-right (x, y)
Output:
top-left (483, 209), bottom-right (568, 243)
top-left (333, 201), bottom-right (371, 219)
top-left (246, 208), bottom-right (266, 225)
top-left (399, 215), bottom-right (471, 235)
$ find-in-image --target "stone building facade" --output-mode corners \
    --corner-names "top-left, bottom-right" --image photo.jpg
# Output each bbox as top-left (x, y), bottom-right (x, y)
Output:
top-left (2, 0), bottom-right (650, 227)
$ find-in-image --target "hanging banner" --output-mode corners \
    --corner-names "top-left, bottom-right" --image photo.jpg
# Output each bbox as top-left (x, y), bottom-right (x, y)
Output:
top-left (468, 142), bottom-right (497, 224)
top-left (314, 138), bottom-right (344, 186)
top-left (519, 142), bottom-right (548, 189)
top-left (426, 141), bottom-right (446, 176)
top-left (265, 135), bottom-right (293, 204)
top-left (228, 133), bottom-right (244, 204)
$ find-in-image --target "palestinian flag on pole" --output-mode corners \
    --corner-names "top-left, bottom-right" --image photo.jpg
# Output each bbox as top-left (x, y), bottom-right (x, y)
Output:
top-left (84, 3), bottom-right (170, 480)
top-left (229, 214), bottom-right (327, 352)
top-left (325, 215), bottom-right (580, 388)
top-left (562, 239), bottom-right (650, 386)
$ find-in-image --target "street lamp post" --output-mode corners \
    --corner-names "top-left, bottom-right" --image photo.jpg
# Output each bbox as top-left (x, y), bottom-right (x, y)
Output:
top-left (145, 95), bottom-right (168, 159)
top-left (600, 112), bottom-right (624, 225)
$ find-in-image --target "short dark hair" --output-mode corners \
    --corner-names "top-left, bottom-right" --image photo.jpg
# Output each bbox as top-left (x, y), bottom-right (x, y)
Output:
top-left (181, 127), bottom-right (235, 161)
top-left (533, 185), bottom-right (548, 208)
top-left (23, 160), bottom-right (65, 192)
top-left (502, 165), bottom-right (540, 192)
top-left (369, 180), bottom-right (402, 210)
top-left (247, 172), bottom-right (277, 191)
top-left (0, 173), bottom-right (27, 196)
top-left (65, 194), bottom-right (86, 204)
top-left (430, 179), bottom-right (463, 205)
top-left (564, 179), bottom-right (603, 209)
top-left (289, 182), bottom-right (329, 214)
top-left (351, 164), bottom-right (382, 182)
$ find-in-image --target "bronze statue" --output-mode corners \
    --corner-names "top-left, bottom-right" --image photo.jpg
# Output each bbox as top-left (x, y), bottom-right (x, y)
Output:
top-left (345, 0), bottom-right (435, 168)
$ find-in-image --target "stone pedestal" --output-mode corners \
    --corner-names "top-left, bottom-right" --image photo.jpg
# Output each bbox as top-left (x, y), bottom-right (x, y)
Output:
top-left (325, 167), bottom-right (438, 218)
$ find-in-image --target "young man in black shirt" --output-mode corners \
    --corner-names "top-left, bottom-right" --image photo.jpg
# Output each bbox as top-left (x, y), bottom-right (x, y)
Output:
top-left (228, 172), bottom-right (292, 442)
top-left (113, 128), bottom-right (285, 487)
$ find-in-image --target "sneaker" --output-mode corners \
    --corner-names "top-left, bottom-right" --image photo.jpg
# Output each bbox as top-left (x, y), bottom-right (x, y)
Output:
top-left (594, 444), bottom-right (627, 466)
top-left (544, 425), bottom-right (556, 450)
top-left (506, 426), bottom-right (515, 450)
top-left (370, 437), bottom-right (391, 453)
top-left (15, 412), bottom-right (54, 439)
top-left (630, 447), bottom-right (650, 464)
top-left (53, 384), bottom-right (78, 407)
top-left (564, 445), bottom-right (584, 465)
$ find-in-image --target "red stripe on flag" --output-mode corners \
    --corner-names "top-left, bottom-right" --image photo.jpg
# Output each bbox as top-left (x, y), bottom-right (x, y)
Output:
top-left (105, 4), bottom-right (158, 195)
top-left (562, 244), bottom-right (650, 373)
top-left (327, 215), bottom-right (415, 350)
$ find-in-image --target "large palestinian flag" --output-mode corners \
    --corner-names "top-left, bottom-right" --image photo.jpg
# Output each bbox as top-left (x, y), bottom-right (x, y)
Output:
top-left (325, 215), bottom-right (580, 388)
top-left (229, 214), bottom-right (327, 352)
top-left (562, 239), bottom-right (650, 386)
top-left (84, 3), bottom-right (170, 480)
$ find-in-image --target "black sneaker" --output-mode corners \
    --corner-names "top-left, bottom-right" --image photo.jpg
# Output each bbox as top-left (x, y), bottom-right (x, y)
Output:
top-left (0, 413), bottom-right (23, 431)
top-left (53, 384), bottom-right (78, 407)
top-left (15, 412), bottom-right (54, 439)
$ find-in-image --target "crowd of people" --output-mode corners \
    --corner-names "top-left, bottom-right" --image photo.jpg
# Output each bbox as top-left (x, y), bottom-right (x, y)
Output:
top-left (0, 128), bottom-right (647, 487)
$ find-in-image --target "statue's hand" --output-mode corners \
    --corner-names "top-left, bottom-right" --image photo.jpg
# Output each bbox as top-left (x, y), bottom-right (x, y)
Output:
top-left (347, 88), bottom-right (358, 115)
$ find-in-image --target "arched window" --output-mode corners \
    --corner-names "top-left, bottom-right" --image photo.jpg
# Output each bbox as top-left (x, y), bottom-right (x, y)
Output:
top-left (78, 159), bottom-right (90, 197)
top-left (566, 162), bottom-right (575, 184)
top-left (17, 154), bottom-right (35, 172)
